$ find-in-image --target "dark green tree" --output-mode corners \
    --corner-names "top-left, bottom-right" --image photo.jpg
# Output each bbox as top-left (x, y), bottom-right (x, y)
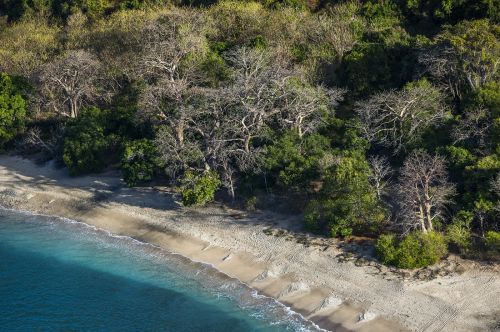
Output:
top-left (0, 73), bottom-right (26, 148)
top-left (305, 151), bottom-right (387, 237)
top-left (122, 139), bottom-right (162, 187)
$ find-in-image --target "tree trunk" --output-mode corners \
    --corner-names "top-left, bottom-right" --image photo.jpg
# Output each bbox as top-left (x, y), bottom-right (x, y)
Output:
top-left (70, 99), bottom-right (78, 118)
top-left (424, 201), bottom-right (433, 231)
top-left (176, 122), bottom-right (184, 145)
top-left (244, 135), bottom-right (251, 153)
top-left (419, 205), bottom-right (427, 233)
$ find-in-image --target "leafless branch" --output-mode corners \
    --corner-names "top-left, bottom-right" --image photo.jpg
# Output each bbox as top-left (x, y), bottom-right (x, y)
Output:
top-left (355, 82), bottom-right (449, 153)
top-left (394, 150), bottom-right (456, 234)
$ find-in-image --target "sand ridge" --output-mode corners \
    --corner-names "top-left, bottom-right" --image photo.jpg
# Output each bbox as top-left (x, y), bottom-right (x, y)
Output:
top-left (0, 155), bottom-right (498, 332)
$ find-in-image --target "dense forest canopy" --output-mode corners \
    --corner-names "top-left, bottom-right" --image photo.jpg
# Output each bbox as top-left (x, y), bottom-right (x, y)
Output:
top-left (0, 0), bottom-right (499, 267)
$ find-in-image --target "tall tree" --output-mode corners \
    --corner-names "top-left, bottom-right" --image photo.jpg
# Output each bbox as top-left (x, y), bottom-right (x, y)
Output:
top-left (37, 50), bottom-right (103, 118)
top-left (395, 151), bottom-right (456, 233)
top-left (278, 79), bottom-right (344, 138)
top-left (139, 9), bottom-right (207, 147)
top-left (305, 151), bottom-right (387, 237)
top-left (420, 20), bottom-right (500, 99)
top-left (225, 47), bottom-right (288, 154)
top-left (355, 79), bottom-right (449, 153)
top-left (368, 155), bottom-right (393, 201)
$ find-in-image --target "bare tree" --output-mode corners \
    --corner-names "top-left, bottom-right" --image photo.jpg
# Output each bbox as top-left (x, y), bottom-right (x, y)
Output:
top-left (419, 20), bottom-right (500, 99)
top-left (225, 47), bottom-right (290, 154)
top-left (140, 78), bottom-right (199, 145)
top-left (150, 43), bottom-right (344, 199)
top-left (355, 82), bottom-right (449, 153)
top-left (279, 83), bottom-right (345, 138)
top-left (140, 9), bottom-right (207, 81)
top-left (153, 86), bottom-right (236, 196)
top-left (139, 10), bottom-right (207, 147)
top-left (419, 45), bottom-right (464, 98)
top-left (37, 50), bottom-right (103, 118)
top-left (155, 125), bottom-right (204, 179)
top-left (395, 151), bottom-right (456, 233)
top-left (452, 106), bottom-right (491, 148)
top-left (311, 4), bottom-right (363, 60)
top-left (18, 126), bottom-right (62, 156)
top-left (368, 155), bottom-right (393, 200)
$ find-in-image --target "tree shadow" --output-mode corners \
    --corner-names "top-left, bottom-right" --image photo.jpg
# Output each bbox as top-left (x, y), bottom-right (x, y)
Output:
top-left (0, 155), bottom-right (179, 211)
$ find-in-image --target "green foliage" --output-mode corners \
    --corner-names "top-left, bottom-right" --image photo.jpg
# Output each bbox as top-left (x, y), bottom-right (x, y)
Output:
top-left (262, 0), bottom-right (307, 10)
top-left (0, 73), bottom-right (26, 148)
top-left (375, 234), bottom-right (398, 264)
top-left (1, 0), bottom-right (499, 264)
top-left (63, 107), bottom-right (114, 175)
top-left (208, 1), bottom-right (266, 46)
top-left (441, 146), bottom-right (476, 170)
top-left (119, 0), bottom-right (145, 10)
top-left (474, 81), bottom-right (500, 118)
top-left (0, 18), bottom-right (61, 76)
top-left (484, 231), bottom-right (500, 253)
top-left (121, 139), bottom-right (162, 187)
top-left (0, 0), bottom-right (170, 21)
top-left (180, 171), bottom-right (221, 206)
top-left (201, 49), bottom-right (230, 87)
top-left (62, 84), bottom-right (144, 176)
top-left (361, 0), bottom-right (402, 31)
top-left (401, 0), bottom-right (499, 23)
top-left (245, 196), bottom-right (258, 211)
top-left (265, 132), bottom-right (329, 191)
top-left (446, 210), bottom-right (473, 253)
top-left (437, 19), bottom-right (500, 91)
top-left (376, 231), bottom-right (448, 268)
top-left (304, 151), bottom-right (387, 237)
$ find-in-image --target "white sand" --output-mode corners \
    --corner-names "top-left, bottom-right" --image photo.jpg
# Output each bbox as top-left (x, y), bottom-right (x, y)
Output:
top-left (0, 155), bottom-right (498, 332)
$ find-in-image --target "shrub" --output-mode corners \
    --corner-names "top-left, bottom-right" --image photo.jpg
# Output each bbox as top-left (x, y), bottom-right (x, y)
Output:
top-left (375, 234), bottom-right (398, 265)
top-left (63, 107), bottom-right (113, 175)
top-left (121, 139), bottom-right (162, 187)
top-left (0, 73), bottom-right (26, 148)
top-left (63, 130), bottom-right (111, 175)
top-left (376, 231), bottom-right (448, 269)
top-left (485, 231), bottom-right (500, 253)
top-left (245, 196), bottom-right (258, 211)
top-left (180, 171), bottom-right (221, 206)
top-left (446, 211), bottom-right (473, 254)
top-left (264, 131), bottom-right (329, 192)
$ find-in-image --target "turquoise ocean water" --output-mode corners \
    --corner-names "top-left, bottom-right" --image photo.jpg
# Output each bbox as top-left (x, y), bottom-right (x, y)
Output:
top-left (0, 209), bottom-right (322, 332)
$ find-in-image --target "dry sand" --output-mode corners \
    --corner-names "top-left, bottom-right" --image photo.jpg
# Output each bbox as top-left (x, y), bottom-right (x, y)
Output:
top-left (0, 155), bottom-right (498, 332)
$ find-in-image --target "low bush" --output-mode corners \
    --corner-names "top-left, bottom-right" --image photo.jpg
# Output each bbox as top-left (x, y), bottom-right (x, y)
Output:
top-left (376, 231), bottom-right (448, 269)
top-left (446, 210), bottom-right (473, 254)
top-left (485, 231), bottom-right (500, 253)
top-left (62, 107), bottom-right (115, 175)
top-left (0, 73), bottom-right (26, 148)
top-left (180, 171), bottom-right (221, 206)
top-left (375, 234), bottom-right (398, 264)
top-left (121, 139), bottom-right (162, 187)
top-left (245, 196), bottom-right (258, 211)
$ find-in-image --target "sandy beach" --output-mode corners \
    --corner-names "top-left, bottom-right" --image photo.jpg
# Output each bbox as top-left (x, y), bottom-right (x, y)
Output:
top-left (0, 155), bottom-right (498, 332)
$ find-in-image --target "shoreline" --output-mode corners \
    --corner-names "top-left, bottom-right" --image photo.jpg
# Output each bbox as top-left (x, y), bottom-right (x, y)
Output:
top-left (0, 206), bottom-right (325, 332)
top-left (1, 155), bottom-right (499, 332)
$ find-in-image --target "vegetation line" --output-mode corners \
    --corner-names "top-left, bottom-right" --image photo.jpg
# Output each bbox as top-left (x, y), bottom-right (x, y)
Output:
top-left (0, 0), bottom-right (498, 268)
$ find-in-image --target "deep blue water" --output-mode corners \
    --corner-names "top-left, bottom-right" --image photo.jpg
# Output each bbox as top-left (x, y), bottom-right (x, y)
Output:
top-left (0, 209), bottom-right (321, 332)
